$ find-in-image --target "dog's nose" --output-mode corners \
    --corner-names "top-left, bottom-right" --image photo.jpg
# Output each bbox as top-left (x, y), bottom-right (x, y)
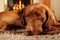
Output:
top-left (27, 31), bottom-right (33, 36)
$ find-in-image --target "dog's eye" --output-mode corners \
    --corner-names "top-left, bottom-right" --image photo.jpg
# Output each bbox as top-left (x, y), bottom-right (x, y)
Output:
top-left (25, 15), bottom-right (28, 17)
top-left (35, 12), bottom-right (41, 17)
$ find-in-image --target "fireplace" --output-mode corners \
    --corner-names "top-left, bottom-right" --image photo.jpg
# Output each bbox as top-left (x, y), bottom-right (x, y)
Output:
top-left (7, 0), bottom-right (32, 10)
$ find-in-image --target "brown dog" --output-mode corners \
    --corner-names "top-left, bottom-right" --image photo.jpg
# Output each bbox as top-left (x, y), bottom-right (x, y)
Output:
top-left (24, 3), bottom-right (60, 35)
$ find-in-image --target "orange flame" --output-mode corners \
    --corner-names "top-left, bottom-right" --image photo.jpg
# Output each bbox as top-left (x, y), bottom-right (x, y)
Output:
top-left (13, 0), bottom-right (24, 10)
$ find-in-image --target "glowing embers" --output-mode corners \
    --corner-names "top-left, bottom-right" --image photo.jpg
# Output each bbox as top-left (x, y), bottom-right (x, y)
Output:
top-left (13, 0), bottom-right (24, 10)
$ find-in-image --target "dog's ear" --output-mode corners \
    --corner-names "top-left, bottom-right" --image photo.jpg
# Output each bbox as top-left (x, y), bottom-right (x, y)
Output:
top-left (34, 7), bottom-right (46, 14)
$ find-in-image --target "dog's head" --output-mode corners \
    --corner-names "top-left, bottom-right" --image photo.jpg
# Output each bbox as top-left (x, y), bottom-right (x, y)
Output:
top-left (24, 4), bottom-right (46, 35)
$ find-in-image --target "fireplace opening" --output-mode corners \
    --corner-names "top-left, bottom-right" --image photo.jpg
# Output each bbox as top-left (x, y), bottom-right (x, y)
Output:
top-left (8, 0), bottom-right (31, 10)
top-left (22, 0), bottom-right (30, 6)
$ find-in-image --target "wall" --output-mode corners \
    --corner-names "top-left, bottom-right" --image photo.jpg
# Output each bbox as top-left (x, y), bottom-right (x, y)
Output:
top-left (0, 0), bottom-right (5, 12)
top-left (33, 0), bottom-right (42, 3)
top-left (51, 0), bottom-right (60, 20)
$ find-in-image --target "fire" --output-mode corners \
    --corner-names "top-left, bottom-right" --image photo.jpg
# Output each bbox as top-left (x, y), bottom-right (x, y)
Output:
top-left (13, 0), bottom-right (24, 10)
top-left (13, 3), bottom-right (19, 10)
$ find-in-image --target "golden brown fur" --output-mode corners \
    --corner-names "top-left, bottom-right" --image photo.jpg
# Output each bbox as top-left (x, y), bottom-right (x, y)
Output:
top-left (0, 10), bottom-right (20, 31)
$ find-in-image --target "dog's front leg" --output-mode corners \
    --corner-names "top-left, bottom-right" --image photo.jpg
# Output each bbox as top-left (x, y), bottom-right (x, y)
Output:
top-left (0, 22), bottom-right (7, 32)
